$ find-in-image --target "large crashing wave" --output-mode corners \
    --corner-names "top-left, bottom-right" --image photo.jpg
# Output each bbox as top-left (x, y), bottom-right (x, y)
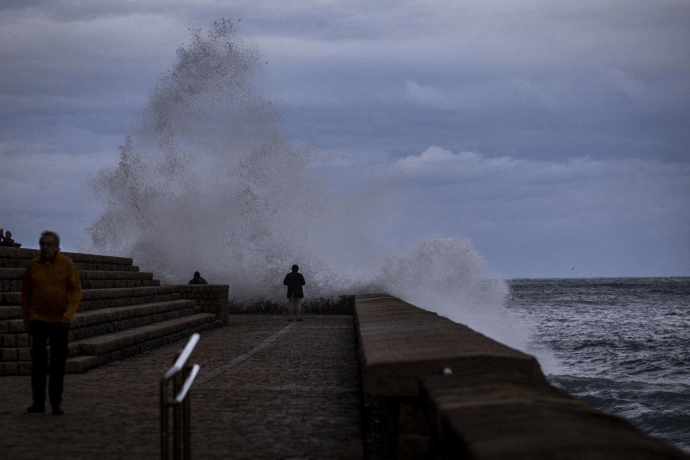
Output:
top-left (84, 19), bottom-right (512, 340)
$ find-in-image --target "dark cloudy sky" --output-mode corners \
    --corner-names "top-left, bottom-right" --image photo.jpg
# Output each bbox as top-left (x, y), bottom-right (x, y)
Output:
top-left (1, 0), bottom-right (688, 278)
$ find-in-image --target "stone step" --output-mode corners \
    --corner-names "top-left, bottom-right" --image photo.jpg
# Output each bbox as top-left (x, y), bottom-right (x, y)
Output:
top-left (0, 247), bottom-right (136, 271)
top-left (0, 361), bottom-right (31, 376)
top-left (1, 261), bottom-right (139, 272)
top-left (0, 317), bottom-right (27, 334)
top-left (78, 287), bottom-right (182, 312)
top-left (65, 317), bottom-right (218, 374)
top-left (80, 278), bottom-right (160, 290)
top-left (0, 305), bottom-right (21, 321)
top-left (0, 331), bottom-right (29, 348)
top-left (0, 268), bottom-right (159, 292)
top-left (68, 300), bottom-right (199, 341)
top-left (0, 346), bottom-right (31, 362)
top-left (0, 289), bottom-right (184, 332)
top-left (0, 300), bottom-right (199, 356)
top-left (1, 247), bottom-right (228, 376)
top-left (1, 285), bottom-right (181, 310)
top-left (67, 313), bottom-right (217, 362)
top-left (0, 315), bottom-right (219, 375)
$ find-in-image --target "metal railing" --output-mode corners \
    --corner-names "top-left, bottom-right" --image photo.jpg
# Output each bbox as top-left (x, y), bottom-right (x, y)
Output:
top-left (160, 333), bottom-right (201, 460)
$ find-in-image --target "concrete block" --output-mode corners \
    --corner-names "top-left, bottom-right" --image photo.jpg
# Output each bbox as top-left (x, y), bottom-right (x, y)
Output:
top-left (65, 355), bottom-right (102, 374)
top-left (8, 319), bottom-right (25, 333)
top-left (420, 372), bottom-right (690, 460)
top-left (17, 334), bottom-right (30, 347)
top-left (3, 292), bottom-right (20, 304)
top-left (1, 348), bottom-right (18, 361)
top-left (17, 348), bottom-right (31, 361)
top-left (68, 342), bottom-right (80, 357)
top-left (0, 306), bottom-right (22, 320)
top-left (3, 362), bottom-right (18, 375)
top-left (2, 334), bottom-right (17, 347)
top-left (18, 361), bottom-right (31, 375)
top-left (355, 296), bottom-right (544, 397)
top-left (74, 313), bottom-right (214, 356)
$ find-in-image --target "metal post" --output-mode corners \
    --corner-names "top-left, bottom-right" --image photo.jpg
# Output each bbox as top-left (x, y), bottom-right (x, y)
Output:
top-left (160, 333), bottom-right (201, 460)
top-left (183, 364), bottom-right (192, 460)
top-left (173, 372), bottom-right (181, 460)
top-left (160, 379), bottom-right (169, 459)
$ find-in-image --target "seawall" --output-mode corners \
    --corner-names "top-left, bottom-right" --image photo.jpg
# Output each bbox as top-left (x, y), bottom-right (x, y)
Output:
top-left (3, 244), bottom-right (688, 458)
top-left (355, 293), bottom-right (689, 459)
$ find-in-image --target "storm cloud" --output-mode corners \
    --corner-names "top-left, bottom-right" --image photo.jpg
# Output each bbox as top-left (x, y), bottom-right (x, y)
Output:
top-left (1, 0), bottom-right (688, 278)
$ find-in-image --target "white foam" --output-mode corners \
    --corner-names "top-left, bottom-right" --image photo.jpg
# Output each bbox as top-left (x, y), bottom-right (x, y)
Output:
top-left (83, 20), bottom-right (521, 348)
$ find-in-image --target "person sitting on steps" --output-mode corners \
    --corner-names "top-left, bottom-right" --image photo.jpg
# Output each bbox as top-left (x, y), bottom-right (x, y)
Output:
top-left (188, 271), bottom-right (208, 285)
top-left (0, 229), bottom-right (21, 247)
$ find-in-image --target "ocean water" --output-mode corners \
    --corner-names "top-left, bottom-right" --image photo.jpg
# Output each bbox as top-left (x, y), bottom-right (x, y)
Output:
top-left (506, 277), bottom-right (690, 452)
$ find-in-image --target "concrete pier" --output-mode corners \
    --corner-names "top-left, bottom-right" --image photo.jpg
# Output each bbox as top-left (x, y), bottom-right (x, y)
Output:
top-left (2, 246), bottom-right (688, 458)
top-left (0, 315), bottom-right (364, 459)
top-left (355, 294), bottom-right (689, 460)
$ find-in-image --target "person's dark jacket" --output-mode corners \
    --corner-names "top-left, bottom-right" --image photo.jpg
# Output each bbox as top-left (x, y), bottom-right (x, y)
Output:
top-left (188, 276), bottom-right (208, 285)
top-left (283, 272), bottom-right (305, 298)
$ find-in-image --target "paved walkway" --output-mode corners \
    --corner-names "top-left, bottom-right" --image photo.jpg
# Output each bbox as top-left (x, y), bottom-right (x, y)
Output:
top-left (0, 315), bottom-right (364, 459)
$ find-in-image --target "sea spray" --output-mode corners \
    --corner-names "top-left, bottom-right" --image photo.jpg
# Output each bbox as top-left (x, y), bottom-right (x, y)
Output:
top-left (85, 19), bottom-right (381, 296)
top-left (381, 237), bottom-right (537, 355)
top-left (83, 19), bottom-right (523, 348)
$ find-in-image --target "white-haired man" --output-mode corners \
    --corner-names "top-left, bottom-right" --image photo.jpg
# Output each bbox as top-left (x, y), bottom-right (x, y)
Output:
top-left (22, 231), bottom-right (82, 415)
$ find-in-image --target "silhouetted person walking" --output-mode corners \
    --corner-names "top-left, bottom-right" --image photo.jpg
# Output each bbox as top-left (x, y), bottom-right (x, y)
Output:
top-left (283, 265), bottom-right (305, 321)
top-left (22, 231), bottom-right (82, 415)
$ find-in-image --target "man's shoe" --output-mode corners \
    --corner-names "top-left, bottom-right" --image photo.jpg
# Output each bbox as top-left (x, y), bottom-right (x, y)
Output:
top-left (52, 405), bottom-right (63, 416)
top-left (27, 405), bottom-right (45, 414)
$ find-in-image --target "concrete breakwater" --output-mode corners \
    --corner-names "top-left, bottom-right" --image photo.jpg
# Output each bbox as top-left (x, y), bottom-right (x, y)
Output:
top-left (3, 245), bottom-right (689, 458)
top-left (355, 294), bottom-right (689, 459)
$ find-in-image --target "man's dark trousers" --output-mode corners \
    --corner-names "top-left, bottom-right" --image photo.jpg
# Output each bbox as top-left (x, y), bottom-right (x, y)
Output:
top-left (30, 320), bottom-right (69, 408)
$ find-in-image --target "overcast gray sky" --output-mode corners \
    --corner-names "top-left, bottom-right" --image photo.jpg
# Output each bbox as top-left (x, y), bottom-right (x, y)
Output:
top-left (1, 0), bottom-right (688, 278)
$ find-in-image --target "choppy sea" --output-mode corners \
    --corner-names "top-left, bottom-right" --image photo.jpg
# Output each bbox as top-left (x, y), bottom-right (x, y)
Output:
top-left (505, 277), bottom-right (690, 452)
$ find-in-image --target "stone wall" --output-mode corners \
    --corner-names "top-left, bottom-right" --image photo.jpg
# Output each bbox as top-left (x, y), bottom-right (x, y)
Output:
top-left (175, 284), bottom-right (230, 324)
top-left (354, 294), bottom-right (689, 460)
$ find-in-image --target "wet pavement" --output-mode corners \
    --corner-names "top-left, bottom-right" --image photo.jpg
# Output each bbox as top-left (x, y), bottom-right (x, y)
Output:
top-left (0, 315), bottom-right (364, 459)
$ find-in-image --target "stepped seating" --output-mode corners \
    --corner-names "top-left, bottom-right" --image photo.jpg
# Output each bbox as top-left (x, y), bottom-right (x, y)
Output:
top-left (0, 246), bottom-right (223, 376)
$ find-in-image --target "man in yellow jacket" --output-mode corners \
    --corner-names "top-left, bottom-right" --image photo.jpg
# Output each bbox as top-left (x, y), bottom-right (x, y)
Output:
top-left (22, 231), bottom-right (82, 415)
